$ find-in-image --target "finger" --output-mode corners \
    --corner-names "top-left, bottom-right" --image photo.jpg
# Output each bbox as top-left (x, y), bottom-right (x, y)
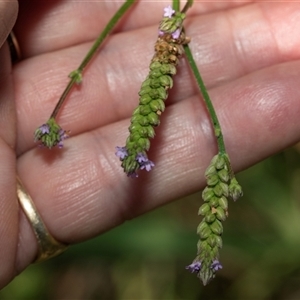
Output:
top-left (15, 2), bottom-right (300, 153)
top-left (17, 60), bottom-right (300, 253)
top-left (0, 0), bottom-right (18, 48)
top-left (0, 46), bottom-right (19, 287)
top-left (14, 1), bottom-right (251, 58)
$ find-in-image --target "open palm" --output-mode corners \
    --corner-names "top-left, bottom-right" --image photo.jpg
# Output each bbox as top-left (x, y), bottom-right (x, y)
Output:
top-left (0, 0), bottom-right (299, 288)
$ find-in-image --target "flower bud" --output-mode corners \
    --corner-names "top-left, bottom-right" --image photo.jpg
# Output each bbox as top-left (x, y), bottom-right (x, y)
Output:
top-left (218, 196), bottom-right (228, 210)
top-left (215, 207), bottom-right (226, 221)
top-left (218, 169), bottom-right (229, 183)
top-left (198, 226), bottom-right (212, 240)
top-left (149, 69), bottom-right (162, 78)
top-left (148, 112), bottom-right (160, 126)
top-left (159, 75), bottom-right (173, 88)
top-left (140, 94), bottom-right (153, 105)
top-left (202, 187), bottom-right (214, 202)
top-left (198, 203), bottom-right (210, 216)
top-left (206, 235), bottom-right (218, 248)
top-left (205, 165), bottom-right (216, 177)
top-left (149, 99), bottom-right (165, 112)
top-left (138, 85), bottom-right (153, 96)
top-left (219, 182), bottom-right (229, 197)
top-left (129, 123), bottom-right (141, 133)
top-left (137, 138), bottom-right (150, 150)
top-left (213, 183), bottom-right (224, 197)
top-left (210, 196), bottom-right (220, 207)
top-left (149, 86), bottom-right (167, 100)
top-left (139, 105), bottom-right (152, 116)
top-left (149, 78), bottom-right (162, 89)
top-left (150, 61), bottom-right (162, 70)
top-left (205, 213), bottom-right (216, 223)
top-left (146, 126), bottom-right (155, 138)
top-left (210, 220), bottom-right (223, 235)
top-left (197, 221), bottom-right (211, 239)
top-left (215, 236), bottom-right (223, 248)
top-left (206, 174), bottom-right (219, 186)
top-left (136, 116), bottom-right (150, 126)
top-left (215, 155), bottom-right (226, 170)
top-left (160, 63), bottom-right (177, 75)
top-left (229, 177), bottom-right (243, 201)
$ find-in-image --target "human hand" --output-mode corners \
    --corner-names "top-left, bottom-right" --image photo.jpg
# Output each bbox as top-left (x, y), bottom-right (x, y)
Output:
top-left (2, 0), bottom-right (300, 288)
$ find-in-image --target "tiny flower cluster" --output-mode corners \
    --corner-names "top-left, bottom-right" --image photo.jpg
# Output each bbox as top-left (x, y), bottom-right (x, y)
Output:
top-left (115, 147), bottom-right (154, 177)
top-left (186, 153), bottom-right (242, 285)
top-left (116, 6), bottom-right (189, 176)
top-left (186, 259), bottom-right (222, 274)
top-left (159, 5), bottom-right (185, 39)
top-left (34, 117), bottom-right (69, 149)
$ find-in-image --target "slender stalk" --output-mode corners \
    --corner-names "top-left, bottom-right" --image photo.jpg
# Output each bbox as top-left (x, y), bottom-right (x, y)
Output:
top-left (183, 43), bottom-right (227, 154)
top-left (172, 0), bottom-right (180, 11)
top-left (50, 77), bottom-right (77, 119)
top-left (77, 0), bottom-right (135, 72)
top-left (182, 0), bottom-right (193, 13)
top-left (50, 0), bottom-right (135, 119)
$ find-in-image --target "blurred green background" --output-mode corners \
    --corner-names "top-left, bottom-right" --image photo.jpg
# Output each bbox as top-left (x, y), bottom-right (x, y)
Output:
top-left (1, 146), bottom-right (300, 299)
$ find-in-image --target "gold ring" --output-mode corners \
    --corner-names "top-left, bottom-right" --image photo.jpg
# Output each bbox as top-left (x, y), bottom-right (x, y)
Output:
top-left (7, 31), bottom-right (21, 63)
top-left (17, 177), bottom-right (68, 263)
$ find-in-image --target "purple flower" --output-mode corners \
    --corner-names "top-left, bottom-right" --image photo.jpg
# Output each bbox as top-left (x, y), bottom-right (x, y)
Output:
top-left (186, 261), bottom-right (202, 274)
top-left (39, 124), bottom-right (50, 134)
top-left (158, 30), bottom-right (165, 36)
top-left (57, 129), bottom-right (69, 148)
top-left (115, 146), bottom-right (128, 160)
top-left (136, 153), bottom-right (148, 163)
top-left (163, 5), bottom-right (175, 18)
top-left (211, 260), bottom-right (223, 271)
top-left (140, 160), bottom-right (155, 172)
top-left (136, 153), bottom-right (155, 172)
top-left (171, 28), bottom-right (181, 39)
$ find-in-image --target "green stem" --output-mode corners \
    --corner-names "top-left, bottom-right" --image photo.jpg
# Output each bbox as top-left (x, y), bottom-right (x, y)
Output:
top-left (183, 43), bottom-right (227, 154)
top-left (172, 0), bottom-right (180, 11)
top-left (50, 0), bottom-right (135, 119)
top-left (181, 0), bottom-right (193, 13)
top-left (50, 76), bottom-right (77, 119)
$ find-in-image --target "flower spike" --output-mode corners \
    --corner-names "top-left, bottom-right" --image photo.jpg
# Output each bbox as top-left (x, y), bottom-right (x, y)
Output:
top-left (116, 6), bottom-right (190, 176)
top-left (187, 153), bottom-right (242, 285)
top-left (34, 117), bottom-right (69, 149)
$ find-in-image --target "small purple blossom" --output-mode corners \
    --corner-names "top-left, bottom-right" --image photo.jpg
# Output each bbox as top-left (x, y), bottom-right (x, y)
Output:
top-left (34, 118), bottom-right (69, 149)
top-left (115, 146), bottom-right (128, 160)
top-left (57, 129), bottom-right (69, 148)
top-left (136, 153), bottom-right (155, 172)
top-left (211, 260), bottom-right (223, 271)
top-left (186, 261), bottom-right (202, 274)
top-left (171, 28), bottom-right (181, 39)
top-left (158, 30), bottom-right (165, 36)
top-left (163, 5), bottom-right (175, 18)
top-left (136, 153), bottom-right (148, 163)
top-left (39, 124), bottom-right (50, 134)
top-left (140, 160), bottom-right (155, 172)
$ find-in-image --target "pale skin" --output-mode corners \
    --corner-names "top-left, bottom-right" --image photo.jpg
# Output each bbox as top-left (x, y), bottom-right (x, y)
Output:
top-left (0, 0), bottom-right (299, 288)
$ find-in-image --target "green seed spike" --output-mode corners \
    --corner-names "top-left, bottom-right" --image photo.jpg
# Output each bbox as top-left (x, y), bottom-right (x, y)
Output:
top-left (116, 7), bottom-right (190, 177)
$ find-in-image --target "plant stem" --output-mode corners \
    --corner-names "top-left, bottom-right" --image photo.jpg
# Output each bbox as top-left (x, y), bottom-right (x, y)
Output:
top-left (182, 0), bottom-right (193, 13)
top-left (50, 76), bottom-right (77, 119)
top-left (172, 0), bottom-right (180, 11)
top-left (50, 0), bottom-right (135, 119)
top-left (183, 43), bottom-right (227, 154)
